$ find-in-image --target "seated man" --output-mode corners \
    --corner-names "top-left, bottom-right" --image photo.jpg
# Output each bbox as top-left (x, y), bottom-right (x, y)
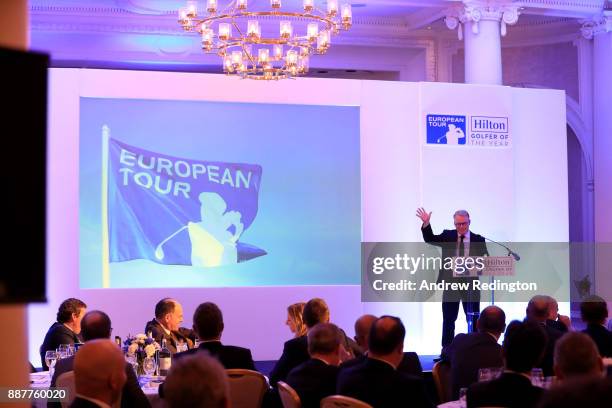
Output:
top-left (270, 298), bottom-right (360, 385)
top-left (174, 302), bottom-right (255, 370)
top-left (341, 314), bottom-right (422, 378)
top-left (71, 339), bottom-right (127, 408)
top-left (337, 316), bottom-right (433, 408)
top-left (554, 332), bottom-right (604, 381)
top-left (467, 320), bottom-right (547, 408)
top-left (442, 305), bottom-right (505, 399)
top-left (164, 353), bottom-right (230, 408)
top-left (580, 295), bottom-right (612, 357)
top-left (50, 310), bottom-right (150, 408)
top-left (546, 296), bottom-right (571, 332)
top-left (144, 298), bottom-right (193, 354)
top-left (525, 295), bottom-right (563, 376)
top-left (40, 298), bottom-right (87, 370)
top-left (537, 376), bottom-right (612, 408)
top-left (286, 323), bottom-right (342, 408)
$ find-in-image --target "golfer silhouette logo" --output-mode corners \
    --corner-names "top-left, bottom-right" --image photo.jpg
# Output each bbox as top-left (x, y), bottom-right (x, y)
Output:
top-left (437, 124), bottom-right (465, 145)
top-left (154, 192), bottom-right (244, 267)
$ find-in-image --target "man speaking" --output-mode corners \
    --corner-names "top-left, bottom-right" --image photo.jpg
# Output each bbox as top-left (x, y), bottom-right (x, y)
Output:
top-left (416, 208), bottom-right (488, 349)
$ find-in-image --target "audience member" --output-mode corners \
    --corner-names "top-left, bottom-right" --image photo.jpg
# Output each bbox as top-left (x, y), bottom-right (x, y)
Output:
top-left (545, 296), bottom-right (571, 332)
top-left (269, 298), bottom-right (360, 385)
top-left (50, 310), bottom-right (150, 408)
top-left (286, 323), bottom-right (342, 408)
top-left (336, 316), bottom-right (433, 408)
top-left (71, 339), bottom-right (127, 408)
top-left (442, 305), bottom-right (506, 399)
top-left (174, 302), bottom-right (255, 370)
top-left (526, 295), bottom-right (563, 376)
top-left (341, 314), bottom-right (423, 378)
top-left (286, 302), bottom-right (307, 338)
top-left (163, 353), bottom-right (230, 408)
top-left (40, 298), bottom-right (87, 370)
top-left (554, 331), bottom-right (603, 381)
top-left (537, 376), bottom-right (612, 408)
top-left (144, 298), bottom-right (193, 354)
top-left (467, 320), bottom-right (547, 408)
top-left (580, 295), bottom-right (612, 357)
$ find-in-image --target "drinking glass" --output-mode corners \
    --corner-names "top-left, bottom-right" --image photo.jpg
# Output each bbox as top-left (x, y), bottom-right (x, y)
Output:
top-left (531, 368), bottom-right (544, 387)
top-left (67, 344), bottom-right (76, 356)
top-left (142, 356), bottom-right (156, 377)
top-left (459, 387), bottom-right (468, 408)
top-left (44, 351), bottom-right (57, 380)
top-left (125, 353), bottom-right (138, 375)
top-left (177, 340), bottom-right (188, 353)
top-left (489, 367), bottom-right (503, 379)
top-left (57, 344), bottom-right (69, 360)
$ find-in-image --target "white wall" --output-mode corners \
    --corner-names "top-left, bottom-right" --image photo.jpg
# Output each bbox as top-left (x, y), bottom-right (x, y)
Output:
top-left (28, 69), bottom-right (568, 364)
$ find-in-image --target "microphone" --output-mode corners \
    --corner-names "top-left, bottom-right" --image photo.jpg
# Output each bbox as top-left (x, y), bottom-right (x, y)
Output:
top-left (483, 236), bottom-right (521, 261)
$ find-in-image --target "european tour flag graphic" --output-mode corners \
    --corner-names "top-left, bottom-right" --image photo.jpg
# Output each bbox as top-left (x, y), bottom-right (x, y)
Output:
top-left (107, 138), bottom-right (266, 267)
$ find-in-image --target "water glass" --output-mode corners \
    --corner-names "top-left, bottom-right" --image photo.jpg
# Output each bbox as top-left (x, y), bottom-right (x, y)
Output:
top-left (459, 387), bottom-right (468, 408)
top-left (125, 354), bottom-right (138, 375)
top-left (478, 368), bottom-right (491, 382)
top-left (194, 339), bottom-right (201, 348)
top-left (531, 368), bottom-right (544, 387)
top-left (67, 344), bottom-right (76, 356)
top-left (142, 356), bottom-right (157, 377)
top-left (177, 340), bottom-right (188, 353)
top-left (44, 350), bottom-right (57, 379)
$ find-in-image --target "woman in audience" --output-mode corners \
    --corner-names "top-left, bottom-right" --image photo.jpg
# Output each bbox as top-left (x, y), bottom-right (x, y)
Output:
top-left (286, 302), bottom-right (307, 338)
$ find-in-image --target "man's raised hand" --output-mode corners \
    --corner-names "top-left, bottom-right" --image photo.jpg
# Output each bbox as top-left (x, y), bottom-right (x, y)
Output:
top-left (416, 207), bottom-right (432, 227)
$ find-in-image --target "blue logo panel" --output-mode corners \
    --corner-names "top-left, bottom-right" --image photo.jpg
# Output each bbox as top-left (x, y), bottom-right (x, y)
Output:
top-left (426, 114), bottom-right (467, 145)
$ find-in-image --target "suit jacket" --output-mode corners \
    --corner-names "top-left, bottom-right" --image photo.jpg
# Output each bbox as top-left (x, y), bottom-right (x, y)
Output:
top-left (546, 319), bottom-right (569, 333)
top-left (339, 352), bottom-right (424, 378)
top-left (582, 323), bottom-right (612, 357)
top-left (467, 371), bottom-right (545, 408)
top-left (174, 341), bottom-right (256, 370)
top-left (40, 322), bottom-right (82, 370)
top-left (421, 224), bottom-right (489, 285)
top-left (144, 319), bottom-right (193, 354)
top-left (442, 331), bottom-right (503, 399)
top-left (49, 356), bottom-right (150, 408)
top-left (270, 329), bottom-right (362, 386)
top-left (337, 357), bottom-right (433, 408)
top-left (538, 322), bottom-right (563, 377)
top-left (286, 358), bottom-right (339, 408)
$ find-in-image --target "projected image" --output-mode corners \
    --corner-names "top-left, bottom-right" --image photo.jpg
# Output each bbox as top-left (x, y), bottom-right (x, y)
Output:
top-left (80, 98), bottom-right (360, 288)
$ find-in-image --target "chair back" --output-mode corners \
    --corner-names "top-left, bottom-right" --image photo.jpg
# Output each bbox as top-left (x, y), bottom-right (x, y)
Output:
top-left (432, 360), bottom-right (452, 403)
top-left (277, 381), bottom-right (301, 408)
top-left (226, 369), bottom-right (268, 408)
top-left (56, 371), bottom-right (75, 408)
top-left (320, 395), bottom-right (373, 408)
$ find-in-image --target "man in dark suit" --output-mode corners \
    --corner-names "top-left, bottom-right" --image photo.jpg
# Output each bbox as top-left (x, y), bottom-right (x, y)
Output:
top-left (337, 316), bottom-right (433, 408)
top-left (526, 295), bottom-right (564, 376)
top-left (286, 323), bottom-right (342, 408)
top-left (467, 320), bottom-right (547, 408)
top-left (416, 208), bottom-right (489, 348)
top-left (580, 295), bottom-right (612, 357)
top-left (173, 301), bottom-right (255, 370)
top-left (269, 298), bottom-right (361, 385)
top-left (70, 339), bottom-right (127, 408)
top-left (442, 305), bottom-right (506, 399)
top-left (40, 298), bottom-right (87, 370)
top-left (144, 298), bottom-right (193, 354)
top-left (341, 314), bottom-right (423, 378)
top-left (50, 310), bottom-right (150, 408)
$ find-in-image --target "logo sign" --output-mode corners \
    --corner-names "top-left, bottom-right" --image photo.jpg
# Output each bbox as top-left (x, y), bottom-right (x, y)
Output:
top-left (426, 114), bottom-right (511, 147)
top-left (426, 114), bottom-right (467, 145)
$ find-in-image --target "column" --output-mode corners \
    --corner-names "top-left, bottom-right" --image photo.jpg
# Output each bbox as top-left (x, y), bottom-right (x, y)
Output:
top-left (582, 11), bottom-right (612, 300)
top-left (445, 1), bottom-right (520, 85)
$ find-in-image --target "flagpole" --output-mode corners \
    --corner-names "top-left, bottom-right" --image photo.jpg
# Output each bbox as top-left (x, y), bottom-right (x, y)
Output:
top-left (101, 125), bottom-right (110, 288)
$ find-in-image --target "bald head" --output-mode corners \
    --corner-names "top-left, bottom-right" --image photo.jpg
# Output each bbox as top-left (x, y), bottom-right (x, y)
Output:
top-left (477, 306), bottom-right (506, 336)
top-left (81, 310), bottom-right (112, 341)
top-left (74, 339), bottom-right (126, 405)
top-left (527, 295), bottom-right (550, 322)
top-left (354, 314), bottom-right (377, 351)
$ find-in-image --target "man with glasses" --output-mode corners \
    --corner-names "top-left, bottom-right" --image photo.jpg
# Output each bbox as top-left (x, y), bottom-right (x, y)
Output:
top-left (416, 208), bottom-right (489, 349)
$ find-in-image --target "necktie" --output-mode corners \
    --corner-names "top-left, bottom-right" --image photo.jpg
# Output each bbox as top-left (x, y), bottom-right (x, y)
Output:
top-left (459, 235), bottom-right (465, 257)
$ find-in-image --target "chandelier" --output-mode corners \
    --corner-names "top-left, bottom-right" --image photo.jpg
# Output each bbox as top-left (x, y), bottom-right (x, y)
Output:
top-left (178, 0), bottom-right (353, 80)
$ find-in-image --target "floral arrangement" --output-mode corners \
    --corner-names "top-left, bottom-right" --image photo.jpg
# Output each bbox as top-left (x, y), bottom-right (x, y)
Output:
top-left (123, 334), bottom-right (160, 363)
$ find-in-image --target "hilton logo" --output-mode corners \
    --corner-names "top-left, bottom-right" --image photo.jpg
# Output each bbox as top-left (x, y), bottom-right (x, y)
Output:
top-left (426, 114), bottom-right (511, 148)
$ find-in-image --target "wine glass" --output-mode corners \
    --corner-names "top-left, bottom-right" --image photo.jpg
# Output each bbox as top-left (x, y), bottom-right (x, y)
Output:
top-left (57, 344), bottom-right (69, 360)
top-left (125, 353), bottom-right (138, 375)
top-left (531, 368), bottom-right (544, 387)
top-left (142, 356), bottom-right (156, 377)
top-left (67, 344), bottom-right (76, 356)
top-left (478, 368), bottom-right (491, 382)
top-left (459, 387), bottom-right (468, 408)
top-left (176, 340), bottom-right (188, 353)
top-left (44, 351), bottom-right (57, 380)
